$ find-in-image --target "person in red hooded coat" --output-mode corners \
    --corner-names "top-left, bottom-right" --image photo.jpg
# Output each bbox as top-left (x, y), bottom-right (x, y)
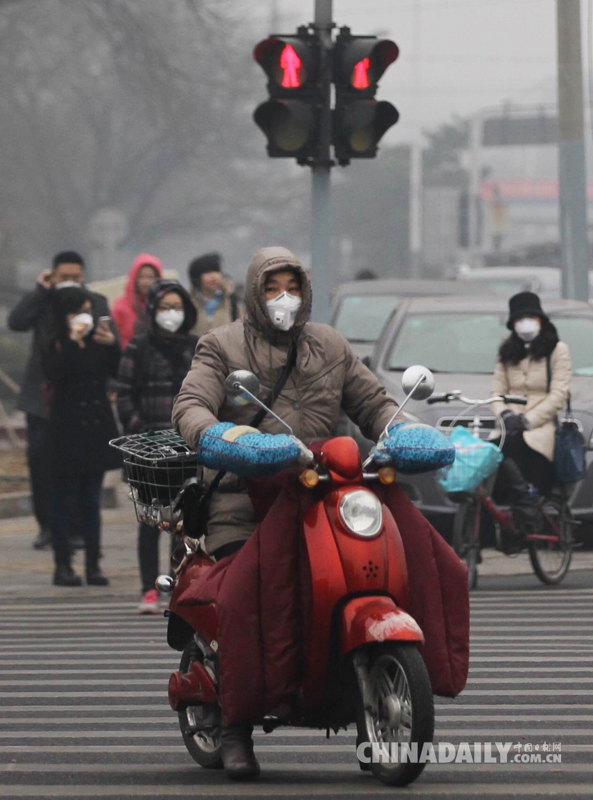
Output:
top-left (112, 254), bottom-right (163, 349)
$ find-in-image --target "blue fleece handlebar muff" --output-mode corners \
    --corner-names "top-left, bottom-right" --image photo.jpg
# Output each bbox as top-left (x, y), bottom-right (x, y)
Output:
top-left (197, 422), bottom-right (301, 478)
top-left (373, 421), bottom-right (456, 474)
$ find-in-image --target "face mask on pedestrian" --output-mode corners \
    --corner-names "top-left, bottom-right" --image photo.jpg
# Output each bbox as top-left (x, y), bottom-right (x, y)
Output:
top-left (155, 309), bottom-right (185, 333)
top-left (266, 291), bottom-right (302, 331)
top-left (514, 317), bottom-right (541, 343)
top-left (69, 313), bottom-right (94, 337)
top-left (55, 280), bottom-right (82, 290)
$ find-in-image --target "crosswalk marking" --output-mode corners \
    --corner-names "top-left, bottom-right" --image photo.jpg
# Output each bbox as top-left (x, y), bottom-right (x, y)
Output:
top-left (0, 586), bottom-right (591, 799)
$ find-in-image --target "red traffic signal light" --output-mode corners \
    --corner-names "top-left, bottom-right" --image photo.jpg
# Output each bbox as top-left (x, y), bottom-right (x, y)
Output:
top-left (333, 28), bottom-right (399, 164)
top-left (253, 34), bottom-right (319, 95)
top-left (253, 30), bottom-right (321, 162)
top-left (334, 32), bottom-right (399, 95)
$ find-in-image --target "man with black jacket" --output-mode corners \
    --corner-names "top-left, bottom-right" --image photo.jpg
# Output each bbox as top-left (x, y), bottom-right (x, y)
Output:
top-left (8, 251), bottom-right (114, 549)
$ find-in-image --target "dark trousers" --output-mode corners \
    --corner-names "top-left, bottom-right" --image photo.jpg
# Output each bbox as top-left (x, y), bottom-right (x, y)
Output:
top-left (138, 522), bottom-right (162, 594)
top-left (495, 434), bottom-right (554, 500)
top-left (51, 472), bottom-right (104, 569)
top-left (26, 414), bottom-right (52, 530)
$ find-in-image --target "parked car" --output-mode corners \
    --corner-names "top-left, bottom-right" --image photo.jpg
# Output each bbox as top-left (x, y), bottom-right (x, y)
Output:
top-left (330, 279), bottom-right (486, 360)
top-left (370, 296), bottom-right (593, 523)
top-left (456, 265), bottom-right (593, 300)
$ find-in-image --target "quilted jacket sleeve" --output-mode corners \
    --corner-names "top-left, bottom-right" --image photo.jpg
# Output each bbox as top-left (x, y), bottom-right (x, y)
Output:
top-left (489, 358), bottom-right (510, 418)
top-left (340, 340), bottom-right (402, 442)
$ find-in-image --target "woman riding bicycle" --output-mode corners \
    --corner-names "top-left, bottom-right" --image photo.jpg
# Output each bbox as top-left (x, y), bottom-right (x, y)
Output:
top-left (490, 291), bottom-right (572, 543)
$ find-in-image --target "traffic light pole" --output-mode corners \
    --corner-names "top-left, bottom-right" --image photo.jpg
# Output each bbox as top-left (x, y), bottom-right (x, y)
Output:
top-left (311, 0), bottom-right (333, 323)
top-left (556, 0), bottom-right (589, 301)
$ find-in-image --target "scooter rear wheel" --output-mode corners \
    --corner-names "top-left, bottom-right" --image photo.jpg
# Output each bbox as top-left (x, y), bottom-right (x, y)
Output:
top-left (356, 643), bottom-right (434, 787)
top-left (177, 640), bottom-right (223, 769)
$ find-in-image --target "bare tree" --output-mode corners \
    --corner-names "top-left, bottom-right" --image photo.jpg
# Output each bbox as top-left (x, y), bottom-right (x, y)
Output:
top-left (0, 0), bottom-right (309, 269)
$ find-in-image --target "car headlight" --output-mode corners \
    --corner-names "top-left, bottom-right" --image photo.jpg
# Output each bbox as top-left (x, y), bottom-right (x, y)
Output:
top-left (339, 490), bottom-right (383, 537)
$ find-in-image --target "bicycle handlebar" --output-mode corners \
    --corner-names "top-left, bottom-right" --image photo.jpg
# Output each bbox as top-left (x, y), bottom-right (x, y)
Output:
top-left (427, 392), bottom-right (527, 406)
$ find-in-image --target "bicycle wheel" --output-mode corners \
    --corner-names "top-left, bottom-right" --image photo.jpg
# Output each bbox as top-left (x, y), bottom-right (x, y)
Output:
top-left (452, 499), bottom-right (480, 590)
top-left (528, 498), bottom-right (573, 585)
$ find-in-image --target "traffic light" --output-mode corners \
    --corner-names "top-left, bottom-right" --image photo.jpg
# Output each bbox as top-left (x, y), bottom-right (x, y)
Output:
top-left (333, 28), bottom-right (399, 165)
top-left (253, 29), bottom-right (321, 163)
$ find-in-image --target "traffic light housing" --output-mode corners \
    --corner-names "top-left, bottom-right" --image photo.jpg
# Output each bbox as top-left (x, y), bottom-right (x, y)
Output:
top-left (253, 30), bottom-right (321, 163)
top-left (333, 28), bottom-right (399, 165)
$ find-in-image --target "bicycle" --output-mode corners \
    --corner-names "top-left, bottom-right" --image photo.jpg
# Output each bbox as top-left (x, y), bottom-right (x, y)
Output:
top-left (428, 391), bottom-right (575, 589)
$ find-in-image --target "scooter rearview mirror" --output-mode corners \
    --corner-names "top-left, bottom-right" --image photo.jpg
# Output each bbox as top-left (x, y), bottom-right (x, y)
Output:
top-left (224, 370), bottom-right (261, 406)
top-left (381, 365), bottom-right (436, 440)
top-left (401, 365), bottom-right (435, 401)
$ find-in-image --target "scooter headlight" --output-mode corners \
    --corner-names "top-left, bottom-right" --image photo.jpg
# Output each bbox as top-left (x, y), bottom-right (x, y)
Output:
top-left (339, 490), bottom-right (383, 538)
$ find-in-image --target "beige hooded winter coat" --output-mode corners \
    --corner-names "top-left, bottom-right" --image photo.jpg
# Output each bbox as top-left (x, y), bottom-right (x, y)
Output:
top-left (173, 246), bottom-right (401, 554)
top-left (490, 341), bottom-right (572, 461)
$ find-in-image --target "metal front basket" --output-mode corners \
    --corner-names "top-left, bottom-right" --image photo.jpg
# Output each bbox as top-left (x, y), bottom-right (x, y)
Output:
top-left (110, 430), bottom-right (199, 527)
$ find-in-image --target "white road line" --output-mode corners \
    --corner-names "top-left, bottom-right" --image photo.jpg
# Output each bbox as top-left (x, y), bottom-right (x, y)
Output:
top-left (0, 783), bottom-right (592, 797)
top-left (0, 743), bottom-right (589, 754)
top-left (467, 677), bottom-right (593, 683)
top-left (0, 679), bottom-right (165, 686)
top-left (1, 714), bottom-right (592, 725)
top-left (0, 728), bottom-right (591, 739)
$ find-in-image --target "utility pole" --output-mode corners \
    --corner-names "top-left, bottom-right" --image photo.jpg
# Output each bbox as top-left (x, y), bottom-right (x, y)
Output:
top-left (270, 0), bottom-right (279, 32)
top-left (557, 0), bottom-right (590, 300)
top-left (310, 0), bottom-right (333, 323)
top-left (409, 142), bottom-right (423, 279)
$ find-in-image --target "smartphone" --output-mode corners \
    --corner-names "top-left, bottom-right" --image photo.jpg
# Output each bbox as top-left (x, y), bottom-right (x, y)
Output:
top-left (98, 315), bottom-right (111, 327)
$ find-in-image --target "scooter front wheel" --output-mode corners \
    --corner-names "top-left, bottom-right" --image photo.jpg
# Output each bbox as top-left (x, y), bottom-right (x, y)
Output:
top-left (177, 639), bottom-right (223, 769)
top-left (356, 643), bottom-right (434, 787)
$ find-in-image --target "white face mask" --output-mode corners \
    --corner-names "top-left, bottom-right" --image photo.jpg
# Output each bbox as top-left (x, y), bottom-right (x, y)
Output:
top-left (69, 312), bottom-right (94, 337)
top-left (514, 317), bottom-right (541, 342)
top-left (155, 309), bottom-right (184, 333)
top-left (266, 291), bottom-right (302, 331)
top-left (55, 280), bottom-right (82, 290)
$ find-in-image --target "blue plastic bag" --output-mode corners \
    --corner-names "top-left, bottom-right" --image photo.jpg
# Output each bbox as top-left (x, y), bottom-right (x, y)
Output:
top-left (438, 425), bottom-right (503, 493)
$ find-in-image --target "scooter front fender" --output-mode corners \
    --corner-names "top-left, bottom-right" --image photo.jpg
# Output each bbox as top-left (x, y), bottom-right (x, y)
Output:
top-left (340, 596), bottom-right (424, 655)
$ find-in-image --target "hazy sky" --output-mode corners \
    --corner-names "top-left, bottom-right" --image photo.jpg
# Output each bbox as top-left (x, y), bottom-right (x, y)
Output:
top-left (274, 0), bottom-right (571, 144)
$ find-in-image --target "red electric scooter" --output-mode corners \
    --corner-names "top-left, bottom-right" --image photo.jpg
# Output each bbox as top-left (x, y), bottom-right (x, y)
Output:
top-left (113, 367), bottom-right (437, 787)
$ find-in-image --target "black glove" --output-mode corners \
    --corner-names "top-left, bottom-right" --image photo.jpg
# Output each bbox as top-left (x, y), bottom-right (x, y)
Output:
top-left (501, 409), bottom-right (529, 436)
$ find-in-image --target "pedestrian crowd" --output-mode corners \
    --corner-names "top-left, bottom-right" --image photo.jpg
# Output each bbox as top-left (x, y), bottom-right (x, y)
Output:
top-left (8, 248), bottom-right (242, 612)
top-left (9, 247), bottom-right (572, 615)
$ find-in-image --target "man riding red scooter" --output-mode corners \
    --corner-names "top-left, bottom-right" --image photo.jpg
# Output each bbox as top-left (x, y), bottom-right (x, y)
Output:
top-left (166, 247), bottom-right (470, 783)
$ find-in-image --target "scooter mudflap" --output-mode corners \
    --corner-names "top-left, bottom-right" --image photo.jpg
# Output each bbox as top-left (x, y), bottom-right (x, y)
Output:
top-left (168, 660), bottom-right (218, 711)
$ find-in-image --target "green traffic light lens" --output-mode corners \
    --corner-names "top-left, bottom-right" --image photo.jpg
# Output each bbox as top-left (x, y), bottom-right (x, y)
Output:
top-left (350, 126), bottom-right (374, 153)
top-left (271, 106), bottom-right (309, 152)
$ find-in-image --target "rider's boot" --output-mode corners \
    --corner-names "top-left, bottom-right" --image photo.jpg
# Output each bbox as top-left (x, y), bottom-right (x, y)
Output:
top-left (220, 723), bottom-right (260, 780)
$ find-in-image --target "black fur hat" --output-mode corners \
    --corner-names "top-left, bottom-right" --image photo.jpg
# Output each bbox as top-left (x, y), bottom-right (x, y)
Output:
top-left (188, 253), bottom-right (222, 288)
top-left (506, 291), bottom-right (549, 330)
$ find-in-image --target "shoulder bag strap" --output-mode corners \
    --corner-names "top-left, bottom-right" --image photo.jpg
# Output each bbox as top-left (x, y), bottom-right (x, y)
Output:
top-left (202, 341), bottom-right (299, 500)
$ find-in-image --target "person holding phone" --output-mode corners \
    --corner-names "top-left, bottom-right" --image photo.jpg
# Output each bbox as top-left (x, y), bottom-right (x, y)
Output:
top-left (8, 251), bottom-right (116, 551)
top-left (41, 287), bottom-right (121, 586)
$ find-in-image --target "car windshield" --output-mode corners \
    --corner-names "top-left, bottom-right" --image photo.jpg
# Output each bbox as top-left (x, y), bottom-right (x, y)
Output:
top-left (333, 295), bottom-right (401, 342)
top-left (387, 312), bottom-right (593, 375)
